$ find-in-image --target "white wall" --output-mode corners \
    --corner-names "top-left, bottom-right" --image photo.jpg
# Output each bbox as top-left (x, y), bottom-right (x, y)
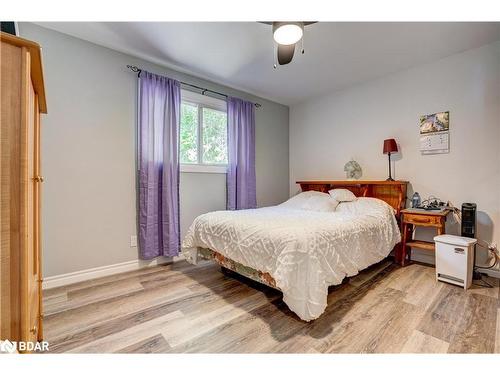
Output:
top-left (19, 23), bottom-right (289, 277)
top-left (179, 172), bottom-right (226, 239)
top-left (290, 41), bottom-right (500, 266)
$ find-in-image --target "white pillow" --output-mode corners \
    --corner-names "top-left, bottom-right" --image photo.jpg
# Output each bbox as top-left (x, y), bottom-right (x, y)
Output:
top-left (328, 188), bottom-right (357, 202)
top-left (280, 190), bottom-right (327, 206)
top-left (301, 195), bottom-right (340, 212)
top-left (335, 197), bottom-right (394, 215)
top-left (280, 191), bottom-right (339, 212)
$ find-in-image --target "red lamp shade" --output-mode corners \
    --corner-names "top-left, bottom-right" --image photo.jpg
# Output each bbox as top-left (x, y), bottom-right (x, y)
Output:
top-left (383, 138), bottom-right (398, 154)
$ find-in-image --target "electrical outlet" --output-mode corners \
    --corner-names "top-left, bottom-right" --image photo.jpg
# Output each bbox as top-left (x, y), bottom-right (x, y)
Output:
top-left (130, 235), bottom-right (137, 247)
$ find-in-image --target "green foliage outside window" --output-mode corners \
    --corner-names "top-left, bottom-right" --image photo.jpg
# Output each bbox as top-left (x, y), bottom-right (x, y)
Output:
top-left (202, 108), bottom-right (227, 164)
top-left (180, 101), bottom-right (227, 165)
top-left (179, 103), bottom-right (198, 164)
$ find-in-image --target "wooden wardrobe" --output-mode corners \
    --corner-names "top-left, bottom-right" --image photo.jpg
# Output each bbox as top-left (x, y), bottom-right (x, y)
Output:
top-left (0, 32), bottom-right (47, 350)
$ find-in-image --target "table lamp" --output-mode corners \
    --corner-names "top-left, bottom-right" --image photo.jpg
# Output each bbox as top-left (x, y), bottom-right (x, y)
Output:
top-left (383, 138), bottom-right (398, 181)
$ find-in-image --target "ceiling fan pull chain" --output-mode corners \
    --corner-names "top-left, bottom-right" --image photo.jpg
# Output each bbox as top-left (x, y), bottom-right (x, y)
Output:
top-left (302, 32), bottom-right (305, 54)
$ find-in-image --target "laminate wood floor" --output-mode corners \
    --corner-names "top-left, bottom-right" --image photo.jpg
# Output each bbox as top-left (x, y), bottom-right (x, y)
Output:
top-left (43, 259), bottom-right (500, 353)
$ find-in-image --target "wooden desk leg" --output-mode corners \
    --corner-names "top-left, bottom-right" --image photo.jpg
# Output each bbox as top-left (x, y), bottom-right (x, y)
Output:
top-left (437, 219), bottom-right (445, 236)
top-left (407, 224), bottom-right (413, 264)
top-left (401, 222), bottom-right (408, 266)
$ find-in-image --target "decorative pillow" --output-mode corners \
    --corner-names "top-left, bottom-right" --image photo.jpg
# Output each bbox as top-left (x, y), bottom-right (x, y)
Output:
top-left (328, 188), bottom-right (357, 202)
top-left (301, 195), bottom-right (339, 212)
top-left (280, 191), bottom-right (339, 212)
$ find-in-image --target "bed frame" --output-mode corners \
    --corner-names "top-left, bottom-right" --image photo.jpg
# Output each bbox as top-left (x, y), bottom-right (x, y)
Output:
top-left (199, 180), bottom-right (408, 289)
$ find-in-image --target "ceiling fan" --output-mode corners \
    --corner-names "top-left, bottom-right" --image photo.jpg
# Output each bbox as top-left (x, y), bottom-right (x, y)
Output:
top-left (262, 22), bottom-right (317, 67)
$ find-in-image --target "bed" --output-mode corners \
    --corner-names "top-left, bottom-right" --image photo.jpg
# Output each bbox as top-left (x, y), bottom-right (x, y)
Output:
top-left (182, 180), bottom-right (408, 321)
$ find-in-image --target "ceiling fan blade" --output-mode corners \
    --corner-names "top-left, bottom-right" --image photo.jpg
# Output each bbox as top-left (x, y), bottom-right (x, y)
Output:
top-left (277, 43), bottom-right (295, 65)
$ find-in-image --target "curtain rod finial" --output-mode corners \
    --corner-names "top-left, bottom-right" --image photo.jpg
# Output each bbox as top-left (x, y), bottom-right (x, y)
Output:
top-left (127, 65), bottom-right (142, 75)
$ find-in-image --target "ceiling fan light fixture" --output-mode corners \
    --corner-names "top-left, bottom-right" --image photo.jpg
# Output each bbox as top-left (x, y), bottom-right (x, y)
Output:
top-left (273, 22), bottom-right (303, 45)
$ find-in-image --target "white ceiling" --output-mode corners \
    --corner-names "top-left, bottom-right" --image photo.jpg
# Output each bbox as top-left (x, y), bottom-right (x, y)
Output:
top-left (35, 22), bottom-right (500, 105)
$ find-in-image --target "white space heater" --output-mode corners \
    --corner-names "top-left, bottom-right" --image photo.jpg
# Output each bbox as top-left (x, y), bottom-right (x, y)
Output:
top-left (434, 234), bottom-right (477, 290)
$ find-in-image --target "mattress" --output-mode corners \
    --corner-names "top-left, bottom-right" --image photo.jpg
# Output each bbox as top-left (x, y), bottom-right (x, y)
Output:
top-left (182, 197), bottom-right (401, 321)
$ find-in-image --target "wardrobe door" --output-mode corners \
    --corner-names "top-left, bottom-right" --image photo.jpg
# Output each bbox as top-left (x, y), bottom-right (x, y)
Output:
top-left (1, 32), bottom-right (47, 349)
top-left (0, 39), bottom-right (22, 342)
top-left (20, 48), bottom-right (39, 346)
top-left (34, 93), bottom-right (43, 341)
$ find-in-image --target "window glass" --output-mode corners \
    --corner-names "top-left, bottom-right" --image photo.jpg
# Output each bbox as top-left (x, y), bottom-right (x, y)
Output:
top-left (202, 108), bottom-right (228, 164)
top-left (179, 102), bottom-right (198, 164)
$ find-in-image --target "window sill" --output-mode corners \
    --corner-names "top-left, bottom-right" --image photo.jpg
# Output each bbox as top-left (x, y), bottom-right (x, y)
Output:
top-left (180, 164), bottom-right (227, 174)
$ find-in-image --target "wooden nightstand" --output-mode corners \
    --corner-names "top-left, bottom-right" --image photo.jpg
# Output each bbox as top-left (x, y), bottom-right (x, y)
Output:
top-left (400, 208), bottom-right (451, 266)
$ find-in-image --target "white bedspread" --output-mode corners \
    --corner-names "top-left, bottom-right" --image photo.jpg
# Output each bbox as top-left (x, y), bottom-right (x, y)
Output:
top-left (181, 197), bottom-right (400, 321)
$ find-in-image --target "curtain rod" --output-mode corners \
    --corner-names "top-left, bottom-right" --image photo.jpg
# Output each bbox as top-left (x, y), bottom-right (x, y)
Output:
top-left (126, 65), bottom-right (262, 108)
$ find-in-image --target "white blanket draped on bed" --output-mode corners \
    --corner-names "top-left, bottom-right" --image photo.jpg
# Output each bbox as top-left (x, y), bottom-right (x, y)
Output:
top-left (181, 197), bottom-right (400, 321)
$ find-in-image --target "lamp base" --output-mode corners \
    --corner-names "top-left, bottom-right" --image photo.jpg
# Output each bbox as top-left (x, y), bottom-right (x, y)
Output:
top-left (386, 152), bottom-right (395, 182)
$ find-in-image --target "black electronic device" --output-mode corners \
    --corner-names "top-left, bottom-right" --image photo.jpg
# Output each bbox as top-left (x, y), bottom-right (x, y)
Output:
top-left (461, 203), bottom-right (481, 280)
top-left (461, 203), bottom-right (477, 238)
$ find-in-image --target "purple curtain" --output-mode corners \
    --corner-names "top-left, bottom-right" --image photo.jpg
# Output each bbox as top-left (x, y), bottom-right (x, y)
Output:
top-left (227, 97), bottom-right (256, 210)
top-left (138, 71), bottom-right (181, 259)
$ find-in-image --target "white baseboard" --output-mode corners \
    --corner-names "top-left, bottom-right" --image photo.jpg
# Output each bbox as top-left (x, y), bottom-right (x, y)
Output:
top-left (42, 249), bottom-right (498, 290)
top-left (43, 255), bottom-right (185, 290)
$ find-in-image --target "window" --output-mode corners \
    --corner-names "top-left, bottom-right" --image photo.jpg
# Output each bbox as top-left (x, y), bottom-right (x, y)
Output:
top-left (180, 90), bottom-right (227, 173)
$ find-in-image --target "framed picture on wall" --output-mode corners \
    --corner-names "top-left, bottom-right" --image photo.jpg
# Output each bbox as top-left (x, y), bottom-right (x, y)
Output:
top-left (419, 111), bottom-right (450, 154)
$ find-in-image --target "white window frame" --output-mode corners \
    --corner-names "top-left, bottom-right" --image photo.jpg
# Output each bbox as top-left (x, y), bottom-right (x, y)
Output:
top-left (180, 90), bottom-right (228, 174)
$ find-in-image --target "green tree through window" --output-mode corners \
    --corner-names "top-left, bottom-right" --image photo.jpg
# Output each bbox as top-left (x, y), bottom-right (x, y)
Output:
top-left (180, 102), bottom-right (198, 164)
top-left (179, 99), bottom-right (227, 166)
top-left (202, 108), bottom-right (227, 164)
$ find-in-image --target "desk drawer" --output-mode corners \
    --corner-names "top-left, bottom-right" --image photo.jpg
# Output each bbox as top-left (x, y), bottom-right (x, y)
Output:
top-left (404, 213), bottom-right (441, 226)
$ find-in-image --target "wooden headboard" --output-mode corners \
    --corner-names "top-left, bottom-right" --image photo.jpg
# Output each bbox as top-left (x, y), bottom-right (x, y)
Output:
top-left (296, 180), bottom-right (408, 218)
